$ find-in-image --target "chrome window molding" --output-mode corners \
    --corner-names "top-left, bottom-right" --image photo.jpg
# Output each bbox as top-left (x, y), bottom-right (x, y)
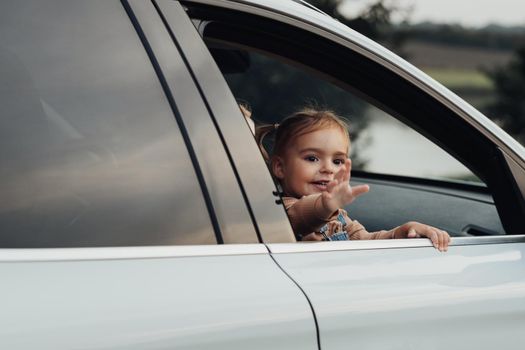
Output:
top-left (0, 244), bottom-right (269, 262)
top-left (266, 235), bottom-right (525, 254)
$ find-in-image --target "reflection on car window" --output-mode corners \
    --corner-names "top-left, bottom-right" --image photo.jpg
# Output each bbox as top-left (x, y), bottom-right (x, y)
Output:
top-left (0, 0), bottom-right (215, 247)
top-left (210, 45), bottom-right (481, 183)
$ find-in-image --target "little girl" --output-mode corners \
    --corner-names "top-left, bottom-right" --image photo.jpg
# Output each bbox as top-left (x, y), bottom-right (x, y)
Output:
top-left (256, 108), bottom-right (450, 251)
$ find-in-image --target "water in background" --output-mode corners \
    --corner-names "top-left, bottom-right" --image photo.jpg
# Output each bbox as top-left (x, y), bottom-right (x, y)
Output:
top-left (353, 107), bottom-right (479, 182)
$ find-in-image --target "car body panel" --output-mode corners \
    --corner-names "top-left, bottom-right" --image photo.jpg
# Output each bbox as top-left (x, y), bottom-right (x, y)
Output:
top-left (269, 238), bottom-right (525, 350)
top-left (0, 245), bottom-right (317, 349)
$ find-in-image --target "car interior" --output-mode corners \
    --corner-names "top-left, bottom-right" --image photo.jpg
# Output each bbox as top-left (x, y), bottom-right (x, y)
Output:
top-left (185, 3), bottom-right (525, 238)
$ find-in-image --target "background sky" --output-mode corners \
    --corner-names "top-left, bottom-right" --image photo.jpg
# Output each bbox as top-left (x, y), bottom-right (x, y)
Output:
top-left (340, 0), bottom-right (525, 27)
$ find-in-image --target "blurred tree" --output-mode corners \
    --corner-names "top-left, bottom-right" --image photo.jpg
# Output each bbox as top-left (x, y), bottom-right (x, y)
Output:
top-left (306, 0), bottom-right (409, 54)
top-left (305, 0), bottom-right (345, 20)
top-left (486, 46), bottom-right (525, 145)
top-left (400, 22), bottom-right (525, 50)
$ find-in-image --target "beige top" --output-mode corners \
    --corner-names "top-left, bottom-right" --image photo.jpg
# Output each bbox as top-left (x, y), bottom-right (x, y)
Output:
top-left (283, 194), bottom-right (393, 241)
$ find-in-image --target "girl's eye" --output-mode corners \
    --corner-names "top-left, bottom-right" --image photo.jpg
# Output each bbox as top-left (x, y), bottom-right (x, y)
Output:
top-left (305, 156), bottom-right (318, 162)
top-left (333, 159), bottom-right (345, 165)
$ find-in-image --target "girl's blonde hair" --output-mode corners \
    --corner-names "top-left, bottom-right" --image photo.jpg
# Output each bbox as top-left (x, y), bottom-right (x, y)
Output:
top-left (255, 108), bottom-right (351, 161)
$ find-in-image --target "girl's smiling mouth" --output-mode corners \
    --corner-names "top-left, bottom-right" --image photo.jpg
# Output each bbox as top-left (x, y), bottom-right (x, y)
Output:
top-left (311, 180), bottom-right (330, 191)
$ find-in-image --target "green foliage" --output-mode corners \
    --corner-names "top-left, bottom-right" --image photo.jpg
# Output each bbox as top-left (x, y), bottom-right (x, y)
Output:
top-left (423, 68), bottom-right (494, 89)
top-left (487, 47), bottom-right (525, 144)
top-left (399, 23), bottom-right (525, 51)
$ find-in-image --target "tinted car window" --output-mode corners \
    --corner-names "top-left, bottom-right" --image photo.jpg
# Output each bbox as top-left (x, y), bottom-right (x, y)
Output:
top-left (0, 1), bottom-right (215, 247)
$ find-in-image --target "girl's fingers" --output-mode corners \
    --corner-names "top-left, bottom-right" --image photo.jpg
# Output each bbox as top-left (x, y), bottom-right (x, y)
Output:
top-left (407, 228), bottom-right (417, 238)
top-left (440, 230), bottom-right (450, 251)
top-left (346, 159), bottom-right (369, 201)
top-left (428, 230), bottom-right (439, 249)
top-left (429, 229), bottom-right (449, 252)
top-left (334, 166), bottom-right (346, 183)
top-left (403, 223), bottom-right (450, 252)
top-left (326, 179), bottom-right (339, 193)
top-left (431, 229), bottom-right (450, 252)
top-left (336, 159), bottom-right (350, 182)
top-left (345, 159), bottom-right (352, 183)
top-left (351, 184), bottom-right (369, 199)
top-left (439, 231), bottom-right (446, 251)
top-left (327, 221), bottom-right (343, 235)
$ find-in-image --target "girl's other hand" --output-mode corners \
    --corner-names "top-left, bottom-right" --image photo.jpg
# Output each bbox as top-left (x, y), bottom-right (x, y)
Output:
top-left (393, 222), bottom-right (451, 252)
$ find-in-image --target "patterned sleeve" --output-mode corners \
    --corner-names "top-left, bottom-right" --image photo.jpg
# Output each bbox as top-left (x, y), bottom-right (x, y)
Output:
top-left (283, 194), bottom-right (337, 237)
top-left (283, 195), bottom-right (395, 241)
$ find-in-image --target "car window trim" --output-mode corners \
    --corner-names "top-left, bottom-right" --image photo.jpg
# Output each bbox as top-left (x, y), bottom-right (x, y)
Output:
top-left (0, 244), bottom-right (269, 262)
top-left (266, 235), bottom-right (525, 254)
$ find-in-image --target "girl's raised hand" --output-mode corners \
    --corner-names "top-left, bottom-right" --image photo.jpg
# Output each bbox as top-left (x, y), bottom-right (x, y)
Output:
top-left (321, 159), bottom-right (369, 213)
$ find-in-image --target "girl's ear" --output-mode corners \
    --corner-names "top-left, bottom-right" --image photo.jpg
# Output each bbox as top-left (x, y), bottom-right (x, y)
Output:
top-left (272, 156), bottom-right (285, 179)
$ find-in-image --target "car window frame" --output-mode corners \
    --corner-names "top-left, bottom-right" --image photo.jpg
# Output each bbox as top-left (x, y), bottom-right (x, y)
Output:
top-left (156, 0), bottom-right (297, 243)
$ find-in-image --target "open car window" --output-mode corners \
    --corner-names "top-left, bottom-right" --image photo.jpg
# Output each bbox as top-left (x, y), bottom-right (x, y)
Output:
top-left (182, 7), bottom-right (518, 239)
top-left (210, 47), bottom-right (482, 184)
top-left (204, 41), bottom-right (503, 237)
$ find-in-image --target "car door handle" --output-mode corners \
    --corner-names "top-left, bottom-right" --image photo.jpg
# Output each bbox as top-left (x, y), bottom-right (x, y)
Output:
top-left (462, 224), bottom-right (501, 236)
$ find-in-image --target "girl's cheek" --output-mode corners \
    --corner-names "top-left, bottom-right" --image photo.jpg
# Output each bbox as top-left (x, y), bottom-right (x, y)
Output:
top-left (304, 163), bottom-right (318, 172)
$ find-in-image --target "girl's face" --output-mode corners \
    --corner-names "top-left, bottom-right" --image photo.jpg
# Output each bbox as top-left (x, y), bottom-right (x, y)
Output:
top-left (272, 127), bottom-right (349, 198)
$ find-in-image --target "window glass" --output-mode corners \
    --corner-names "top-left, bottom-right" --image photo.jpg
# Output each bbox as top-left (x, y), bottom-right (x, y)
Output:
top-left (0, 0), bottom-right (215, 247)
top-left (212, 46), bottom-right (480, 183)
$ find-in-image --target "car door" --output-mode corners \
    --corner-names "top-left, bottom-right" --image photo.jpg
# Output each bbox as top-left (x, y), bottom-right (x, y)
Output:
top-left (170, 0), bottom-right (525, 349)
top-left (0, 1), bottom-right (316, 349)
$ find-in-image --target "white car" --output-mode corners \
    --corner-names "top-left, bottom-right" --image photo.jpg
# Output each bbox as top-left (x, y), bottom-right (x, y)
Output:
top-left (1, 0), bottom-right (524, 349)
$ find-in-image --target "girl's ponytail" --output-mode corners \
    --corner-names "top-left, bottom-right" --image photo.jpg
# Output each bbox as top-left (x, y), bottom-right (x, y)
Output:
top-left (255, 123), bottom-right (278, 162)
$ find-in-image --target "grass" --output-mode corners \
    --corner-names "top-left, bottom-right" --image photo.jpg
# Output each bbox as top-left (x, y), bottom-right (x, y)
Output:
top-left (422, 68), bottom-right (494, 90)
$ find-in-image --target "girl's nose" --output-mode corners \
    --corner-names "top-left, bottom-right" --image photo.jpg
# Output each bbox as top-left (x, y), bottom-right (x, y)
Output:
top-left (320, 161), bottom-right (335, 174)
